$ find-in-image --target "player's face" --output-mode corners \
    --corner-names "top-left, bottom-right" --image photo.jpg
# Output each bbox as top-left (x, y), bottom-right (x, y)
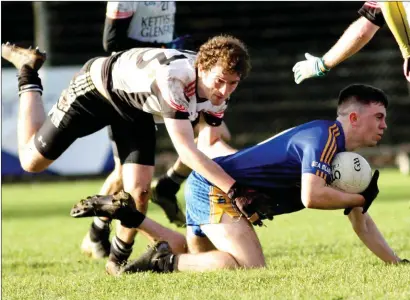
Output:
top-left (356, 103), bottom-right (387, 147)
top-left (198, 64), bottom-right (240, 105)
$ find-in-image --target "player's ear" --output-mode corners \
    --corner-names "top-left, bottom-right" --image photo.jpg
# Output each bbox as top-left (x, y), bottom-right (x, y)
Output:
top-left (349, 112), bottom-right (358, 126)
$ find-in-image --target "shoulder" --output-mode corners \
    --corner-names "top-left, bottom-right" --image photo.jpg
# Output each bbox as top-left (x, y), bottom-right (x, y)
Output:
top-left (106, 2), bottom-right (136, 18)
top-left (293, 120), bottom-right (340, 148)
top-left (157, 50), bottom-right (197, 86)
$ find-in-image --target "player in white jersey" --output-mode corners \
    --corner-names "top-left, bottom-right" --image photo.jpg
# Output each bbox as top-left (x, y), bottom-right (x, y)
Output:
top-left (94, 2), bottom-right (231, 250)
top-left (1, 34), bottom-right (251, 275)
top-left (103, 1), bottom-right (177, 51)
top-left (99, 1), bottom-right (189, 235)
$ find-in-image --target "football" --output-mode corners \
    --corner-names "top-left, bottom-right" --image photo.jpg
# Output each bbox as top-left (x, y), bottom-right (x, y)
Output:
top-left (330, 152), bottom-right (372, 193)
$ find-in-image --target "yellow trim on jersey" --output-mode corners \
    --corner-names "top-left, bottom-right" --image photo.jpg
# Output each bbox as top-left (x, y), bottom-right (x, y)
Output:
top-left (320, 124), bottom-right (340, 163)
top-left (318, 124), bottom-right (340, 182)
top-left (379, 2), bottom-right (410, 58)
top-left (315, 170), bottom-right (327, 180)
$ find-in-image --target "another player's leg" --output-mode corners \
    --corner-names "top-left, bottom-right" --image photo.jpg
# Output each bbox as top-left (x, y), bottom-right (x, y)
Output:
top-left (71, 191), bottom-right (187, 253)
top-left (71, 188), bottom-right (188, 275)
top-left (151, 159), bottom-right (189, 227)
top-left (103, 115), bottom-right (160, 275)
top-left (103, 163), bottom-right (153, 275)
top-left (81, 128), bottom-right (123, 259)
top-left (1, 42), bottom-right (54, 172)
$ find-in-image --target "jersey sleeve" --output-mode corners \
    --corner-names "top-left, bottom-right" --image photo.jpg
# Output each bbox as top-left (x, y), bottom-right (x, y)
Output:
top-left (301, 123), bottom-right (341, 183)
top-left (358, 1), bottom-right (385, 27)
top-left (155, 77), bottom-right (190, 119)
top-left (106, 1), bottom-right (135, 19)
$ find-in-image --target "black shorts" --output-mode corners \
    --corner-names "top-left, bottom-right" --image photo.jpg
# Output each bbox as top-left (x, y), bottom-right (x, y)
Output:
top-left (34, 58), bottom-right (156, 166)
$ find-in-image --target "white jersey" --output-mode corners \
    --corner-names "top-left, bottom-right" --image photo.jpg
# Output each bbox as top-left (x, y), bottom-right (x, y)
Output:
top-left (103, 48), bottom-right (227, 125)
top-left (106, 1), bottom-right (176, 44)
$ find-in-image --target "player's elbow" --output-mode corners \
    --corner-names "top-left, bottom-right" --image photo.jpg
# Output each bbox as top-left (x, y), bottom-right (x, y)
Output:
top-left (301, 193), bottom-right (315, 209)
top-left (301, 189), bottom-right (322, 209)
top-left (356, 17), bottom-right (380, 39)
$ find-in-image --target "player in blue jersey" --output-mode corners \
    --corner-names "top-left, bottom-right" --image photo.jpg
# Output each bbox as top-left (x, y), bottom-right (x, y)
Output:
top-left (71, 83), bottom-right (409, 273)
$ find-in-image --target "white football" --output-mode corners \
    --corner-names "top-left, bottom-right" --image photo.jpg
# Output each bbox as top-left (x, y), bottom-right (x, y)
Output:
top-left (330, 152), bottom-right (372, 193)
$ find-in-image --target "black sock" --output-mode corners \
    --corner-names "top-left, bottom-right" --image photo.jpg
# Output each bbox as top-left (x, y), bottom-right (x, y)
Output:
top-left (109, 235), bottom-right (134, 264)
top-left (167, 168), bottom-right (189, 185)
top-left (18, 65), bottom-right (43, 95)
top-left (89, 218), bottom-right (111, 243)
top-left (156, 169), bottom-right (188, 195)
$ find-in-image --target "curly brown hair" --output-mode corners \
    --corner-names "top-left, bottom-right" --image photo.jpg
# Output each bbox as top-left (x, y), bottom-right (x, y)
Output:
top-left (195, 35), bottom-right (251, 79)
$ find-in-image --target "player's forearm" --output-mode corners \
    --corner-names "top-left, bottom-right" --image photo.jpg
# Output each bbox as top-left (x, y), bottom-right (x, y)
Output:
top-left (349, 210), bottom-right (401, 263)
top-left (322, 17), bottom-right (379, 69)
top-left (177, 145), bottom-right (235, 193)
top-left (302, 181), bottom-right (365, 209)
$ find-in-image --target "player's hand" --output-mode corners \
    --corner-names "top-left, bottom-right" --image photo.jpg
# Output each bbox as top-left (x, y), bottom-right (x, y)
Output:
top-left (403, 57), bottom-right (410, 82)
top-left (344, 170), bottom-right (380, 215)
top-left (292, 53), bottom-right (330, 84)
top-left (227, 182), bottom-right (269, 226)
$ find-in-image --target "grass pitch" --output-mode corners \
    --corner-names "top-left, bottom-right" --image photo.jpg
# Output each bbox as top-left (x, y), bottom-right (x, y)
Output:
top-left (2, 169), bottom-right (410, 300)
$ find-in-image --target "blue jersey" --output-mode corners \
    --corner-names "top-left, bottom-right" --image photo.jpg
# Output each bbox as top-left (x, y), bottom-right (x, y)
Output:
top-left (195, 120), bottom-right (346, 190)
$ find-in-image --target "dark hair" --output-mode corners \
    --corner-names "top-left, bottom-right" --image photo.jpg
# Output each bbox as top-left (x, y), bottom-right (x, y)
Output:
top-left (195, 35), bottom-right (251, 79)
top-left (338, 84), bottom-right (389, 108)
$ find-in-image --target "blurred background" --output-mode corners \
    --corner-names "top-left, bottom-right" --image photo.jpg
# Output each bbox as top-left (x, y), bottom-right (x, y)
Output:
top-left (2, 1), bottom-right (410, 180)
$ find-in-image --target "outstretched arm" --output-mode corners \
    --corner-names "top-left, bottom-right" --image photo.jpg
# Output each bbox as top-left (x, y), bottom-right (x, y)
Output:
top-left (293, 17), bottom-right (380, 84)
top-left (348, 207), bottom-right (402, 263)
top-left (321, 16), bottom-right (380, 69)
top-left (164, 117), bottom-right (235, 193)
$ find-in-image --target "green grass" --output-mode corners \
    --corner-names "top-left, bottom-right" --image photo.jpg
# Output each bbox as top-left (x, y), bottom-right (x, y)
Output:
top-left (2, 169), bottom-right (410, 300)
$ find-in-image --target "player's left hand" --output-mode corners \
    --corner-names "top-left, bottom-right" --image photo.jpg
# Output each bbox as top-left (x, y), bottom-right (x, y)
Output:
top-left (292, 53), bottom-right (330, 84)
top-left (403, 57), bottom-right (410, 82)
top-left (344, 170), bottom-right (380, 215)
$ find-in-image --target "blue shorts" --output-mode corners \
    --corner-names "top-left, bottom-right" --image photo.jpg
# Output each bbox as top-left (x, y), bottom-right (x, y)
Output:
top-left (185, 172), bottom-right (241, 237)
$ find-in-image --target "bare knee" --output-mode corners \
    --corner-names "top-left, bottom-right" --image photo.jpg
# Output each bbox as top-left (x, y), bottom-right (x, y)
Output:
top-left (212, 251), bottom-right (240, 269)
top-left (128, 187), bottom-right (151, 212)
top-left (19, 155), bottom-right (48, 173)
top-left (222, 250), bottom-right (265, 269)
